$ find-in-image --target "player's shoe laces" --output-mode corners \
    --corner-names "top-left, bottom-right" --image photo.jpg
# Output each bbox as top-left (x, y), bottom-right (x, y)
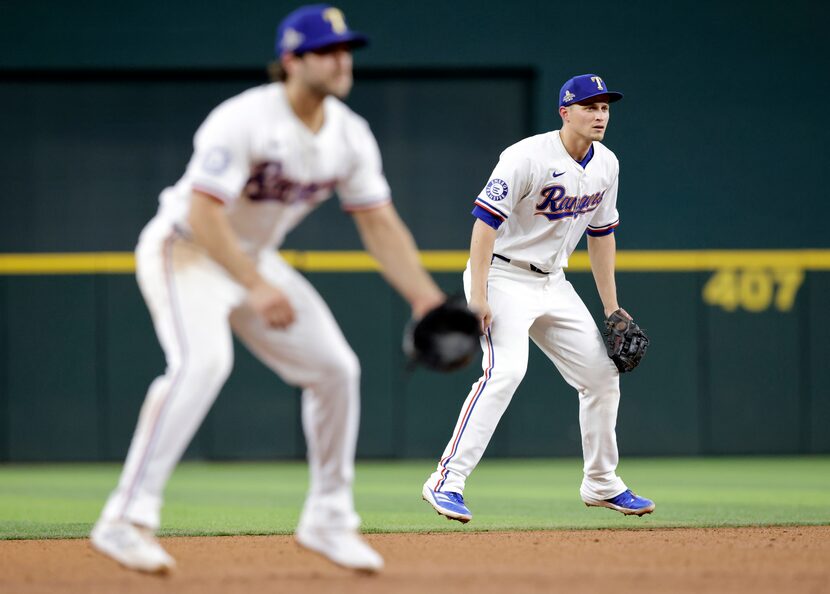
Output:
top-left (90, 520), bottom-right (176, 573)
top-left (295, 526), bottom-right (384, 572)
top-left (422, 483), bottom-right (472, 523)
top-left (583, 489), bottom-right (655, 516)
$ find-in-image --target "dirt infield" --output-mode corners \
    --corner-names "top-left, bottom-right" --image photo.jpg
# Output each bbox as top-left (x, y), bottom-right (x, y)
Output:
top-left (2, 527), bottom-right (829, 594)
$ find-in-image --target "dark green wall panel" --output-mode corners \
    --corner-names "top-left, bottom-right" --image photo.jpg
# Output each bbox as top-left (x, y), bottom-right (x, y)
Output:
top-left (102, 275), bottom-right (165, 459)
top-left (403, 367), bottom-right (496, 459)
top-left (0, 279), bottom-right (8, 460)
top-left (602, 274), bottom-right (701, 456)
top-left (0, 79), bottom-right (258, 253)
top-left (1, 0), bottom-right (828, 460)
top-left (1, 270), bottom-right (828, 461)
top-left (6, 277), bottom-right (100, 460)
top-left (0, 75), bottom-right (530, 254)
top-left (706, 308), bottom-right (802, 454)
top-left (2, 0), bottom-right (827, 249)
top-left (808, 276), bottom-right (830, 452)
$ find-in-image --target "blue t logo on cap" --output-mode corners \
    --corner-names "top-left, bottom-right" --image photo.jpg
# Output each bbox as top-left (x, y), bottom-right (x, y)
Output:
top-left (558, 74), bottom-right (624, 107)
top-left (276, 4), bottom-right (369, 55)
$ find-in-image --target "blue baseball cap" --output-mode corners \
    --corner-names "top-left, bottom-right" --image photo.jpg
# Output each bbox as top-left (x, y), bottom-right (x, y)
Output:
top-left (276, 4), bottom-right (368, 55)
top-left (559, 74), bottom-right (623, 107)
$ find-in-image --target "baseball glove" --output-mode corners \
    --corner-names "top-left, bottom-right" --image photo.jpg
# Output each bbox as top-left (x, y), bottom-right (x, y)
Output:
top-left (602, 309), bottom-right (650, 373)
top-left (403, 296), bottom-right (481, 372)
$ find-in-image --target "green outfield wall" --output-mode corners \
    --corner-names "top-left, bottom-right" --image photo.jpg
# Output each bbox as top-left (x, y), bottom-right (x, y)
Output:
top-left (0, 0), bottom-right (827, 461)
top-left (0, 256), bottom-right (828, 461)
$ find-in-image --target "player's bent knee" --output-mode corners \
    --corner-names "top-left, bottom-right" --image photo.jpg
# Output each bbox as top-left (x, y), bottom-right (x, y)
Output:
top-left (182, 348), bottom-right (234, 388)
top-left (583, 361), bottom-right (619, 389)
top-left (579, 381), bottom-right (620, 404)
top-left (491, 365), bottom-right (527, 393)
top-left (317, 348), bottom-right (361, 385)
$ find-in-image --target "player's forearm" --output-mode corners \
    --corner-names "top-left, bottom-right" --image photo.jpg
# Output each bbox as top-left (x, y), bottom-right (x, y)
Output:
top-left (469, 219), bottom-right (497, 301)
top-left (587, 234), bottom-right (620, 316)
top-left (188, 191), bottom-right (266, 290)
top-left (352, 204), bottom-right (443, 316)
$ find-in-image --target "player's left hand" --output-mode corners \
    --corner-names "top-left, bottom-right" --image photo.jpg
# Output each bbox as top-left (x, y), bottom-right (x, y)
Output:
top-left (604, 306), bottom-right (631, 320)
top-left (602, 308), bottom-right (649, 373)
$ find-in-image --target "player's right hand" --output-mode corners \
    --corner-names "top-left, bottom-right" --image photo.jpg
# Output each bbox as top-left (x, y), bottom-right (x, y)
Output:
top-left (467, 297), bottom-right (492, 334)
top-left (248, 281), bottom-right (296, 328)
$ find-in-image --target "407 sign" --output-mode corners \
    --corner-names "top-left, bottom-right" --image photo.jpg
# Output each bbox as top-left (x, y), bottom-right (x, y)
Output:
top-left (702, 268), bottom-right (804, 313)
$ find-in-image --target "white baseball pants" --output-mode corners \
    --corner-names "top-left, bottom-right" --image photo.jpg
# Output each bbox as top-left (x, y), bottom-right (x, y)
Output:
top-left (428, 258), bottom-right (627, 501)
top-left (101, 216), bottom-right (361, 532)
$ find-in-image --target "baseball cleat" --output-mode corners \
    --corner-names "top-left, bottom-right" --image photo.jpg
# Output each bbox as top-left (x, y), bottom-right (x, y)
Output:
top-left (295, 526), bottom-right (384, 573)
top-left (422, 483), bottom-right (472, 523)
top-left (90, 520), bottom-right (176, 574)
top-left (583, 489), bottom-right (655, 516)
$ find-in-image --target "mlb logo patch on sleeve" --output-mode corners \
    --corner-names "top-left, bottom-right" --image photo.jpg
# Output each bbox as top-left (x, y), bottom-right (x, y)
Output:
top-left (202, 147), bottom-right (231, 174)
top-left (485, 179), bottom-right (508, 201)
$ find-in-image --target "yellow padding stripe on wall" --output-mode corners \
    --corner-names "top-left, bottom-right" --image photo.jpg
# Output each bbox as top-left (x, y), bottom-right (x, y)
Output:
top-left (0, 253), bottom-right (137, 275)
top-left (1, 250), bottom-right (830, 275)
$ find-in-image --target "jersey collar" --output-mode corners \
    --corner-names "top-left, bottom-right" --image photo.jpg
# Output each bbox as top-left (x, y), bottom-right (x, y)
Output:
top-left (552, 130), bottom-right (596, 172)
top-left (576, 144), bottom-right (595, 169)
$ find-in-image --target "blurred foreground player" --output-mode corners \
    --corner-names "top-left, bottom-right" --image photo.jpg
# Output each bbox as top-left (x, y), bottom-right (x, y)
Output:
top-left (91, 4), bottom-right (443, 574)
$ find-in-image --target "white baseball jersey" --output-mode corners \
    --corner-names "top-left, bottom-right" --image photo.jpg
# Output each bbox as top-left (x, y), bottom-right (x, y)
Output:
top-left (472, 130), bottom-right (619, 271)
top-left (427, 129), bottom-right (630, 505)
top-left (100, 83), bottom-right (391, 536)
top-left (157, 82), bottom-right (391, 254)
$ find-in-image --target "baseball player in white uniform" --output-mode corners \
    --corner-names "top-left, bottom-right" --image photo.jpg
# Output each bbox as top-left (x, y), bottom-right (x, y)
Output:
top-left (422, 74), bottom-right (655, 522)
top-left (90, 5), bottom-right (443, 574)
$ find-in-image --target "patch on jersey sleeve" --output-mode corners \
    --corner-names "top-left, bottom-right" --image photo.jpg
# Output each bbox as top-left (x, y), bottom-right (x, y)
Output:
top-left (485, 178), bottom-right (508, 201)
top-left (202, 147), bottom-right (231, 174)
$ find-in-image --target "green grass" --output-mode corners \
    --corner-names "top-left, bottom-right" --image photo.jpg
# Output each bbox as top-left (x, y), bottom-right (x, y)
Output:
top-left (1, 457), bottom-right (828, 539)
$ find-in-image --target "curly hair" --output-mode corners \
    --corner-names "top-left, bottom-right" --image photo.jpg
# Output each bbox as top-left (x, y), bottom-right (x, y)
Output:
top-left (267, 60), bottom-right (288, 83)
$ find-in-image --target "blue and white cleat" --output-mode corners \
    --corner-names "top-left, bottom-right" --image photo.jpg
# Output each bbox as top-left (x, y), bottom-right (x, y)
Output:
top-left (422, 483), bottom-right (472, 523)
top-left (583, 489), bottom-right (655, 516)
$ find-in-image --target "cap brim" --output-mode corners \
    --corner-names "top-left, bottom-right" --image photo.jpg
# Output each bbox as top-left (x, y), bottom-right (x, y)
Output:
top-left (295, 31), bottom-right (369, 54)
top-left (575, 91), bottom-right (624, 105)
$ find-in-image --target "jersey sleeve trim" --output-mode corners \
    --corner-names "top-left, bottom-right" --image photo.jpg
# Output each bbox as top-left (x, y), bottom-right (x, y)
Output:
top-left (473, 198), bottom-right (508, 221)
top-left (586, 226), bottom-right (616, 237)
top-left (586, 218), bottom-right (619, 236)
top-left (472, 205), bottom-right (504, 230)
top-left (192, 182), bottom-right (234, 204)
top-left (341, 197), bottom-right (392, 213)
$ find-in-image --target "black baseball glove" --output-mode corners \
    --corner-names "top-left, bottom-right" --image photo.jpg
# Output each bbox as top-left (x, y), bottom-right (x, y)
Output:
top-left (602, 309), bottom-right (650, 373)
top-left (403, 296), bottom-right (481, 372)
